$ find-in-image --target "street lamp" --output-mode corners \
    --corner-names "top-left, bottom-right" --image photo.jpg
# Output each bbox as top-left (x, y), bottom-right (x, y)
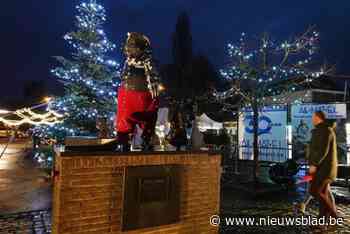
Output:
top-left (43, 96), bottom-right (53, 103)
top-left (158, 84), bottom-right (165, 92)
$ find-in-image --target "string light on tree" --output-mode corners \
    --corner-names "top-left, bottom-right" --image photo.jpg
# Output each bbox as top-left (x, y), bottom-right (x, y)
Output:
top-left (215, 27), bottom-right (333, 182)
top-left (34, 0), bottom-right (120, 140)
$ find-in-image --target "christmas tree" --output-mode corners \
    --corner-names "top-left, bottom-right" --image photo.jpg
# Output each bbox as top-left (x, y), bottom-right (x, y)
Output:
top-left (34, 0), bottom-right (120, 141)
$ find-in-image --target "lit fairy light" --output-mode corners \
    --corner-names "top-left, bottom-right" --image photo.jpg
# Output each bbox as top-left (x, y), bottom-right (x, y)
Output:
top-left (34, 0), bottom-right (120, 140)
top-left (216, 28), bottom-right (327, 106)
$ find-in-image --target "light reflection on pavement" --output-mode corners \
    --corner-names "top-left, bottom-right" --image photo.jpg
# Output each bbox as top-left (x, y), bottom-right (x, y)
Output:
top-left (0, 138), bottom-right (51, 214)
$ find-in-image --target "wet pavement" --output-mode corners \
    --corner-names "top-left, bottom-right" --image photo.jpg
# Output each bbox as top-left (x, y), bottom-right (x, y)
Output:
top-left (0, 209), bottom-right (51, 234)
top-left (0, 138), bottom-right (51, 214)
top-left (220, 184), bottom-right (350, 233)
top-left (220, 166), bottom-right (350, 233)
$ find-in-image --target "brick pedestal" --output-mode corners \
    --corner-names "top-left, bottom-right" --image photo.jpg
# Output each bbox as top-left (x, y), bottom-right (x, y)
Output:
top-left (52, 151), bottom-right (221, 234)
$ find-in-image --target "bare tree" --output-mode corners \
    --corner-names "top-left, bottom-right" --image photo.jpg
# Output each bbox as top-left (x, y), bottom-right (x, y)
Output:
top-left (216, 27), bottom-right (333, 184)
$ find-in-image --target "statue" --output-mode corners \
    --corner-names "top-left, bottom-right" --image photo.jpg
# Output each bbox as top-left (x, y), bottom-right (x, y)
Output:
top-left (115, 32), bottom-right (161, 151)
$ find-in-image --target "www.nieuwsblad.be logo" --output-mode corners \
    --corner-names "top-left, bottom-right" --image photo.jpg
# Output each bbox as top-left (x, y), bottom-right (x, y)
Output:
top-left (209, 215), bottom-right (344, 227)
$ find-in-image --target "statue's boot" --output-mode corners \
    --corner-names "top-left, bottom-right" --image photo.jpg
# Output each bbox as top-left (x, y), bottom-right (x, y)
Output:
top-left (116, 132), bottom-right (131, 152)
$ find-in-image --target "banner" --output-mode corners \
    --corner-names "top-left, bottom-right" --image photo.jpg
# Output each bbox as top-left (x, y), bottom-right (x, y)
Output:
top-left (291, 103), bottom-right (348, 161)
top-left (292, 103), bottom-right (346, 120)
top-left (239, 106), bottom-right (288, 162)
top-left (291, 103), bottom-right (347, 144)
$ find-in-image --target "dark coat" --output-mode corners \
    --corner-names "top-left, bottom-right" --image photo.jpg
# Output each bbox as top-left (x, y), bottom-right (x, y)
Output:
top-left (309, 122), bottom-right (338, 187)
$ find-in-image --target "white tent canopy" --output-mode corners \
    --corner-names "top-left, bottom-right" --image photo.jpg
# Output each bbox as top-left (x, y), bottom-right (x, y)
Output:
top-left (197, 113), bottom-right (223, 132)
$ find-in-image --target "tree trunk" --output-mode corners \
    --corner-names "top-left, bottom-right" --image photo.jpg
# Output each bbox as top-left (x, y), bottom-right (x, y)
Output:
top-left (96, 117), bottom-right (109, 139)
top-left (252, 100), bottom-right (259, 184)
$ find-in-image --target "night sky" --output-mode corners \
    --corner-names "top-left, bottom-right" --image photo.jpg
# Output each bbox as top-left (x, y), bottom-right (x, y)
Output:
top-left (1, 0), bottom-right (350, 99)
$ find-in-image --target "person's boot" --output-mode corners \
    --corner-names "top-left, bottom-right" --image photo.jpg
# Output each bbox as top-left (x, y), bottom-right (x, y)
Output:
top-left (116, 143), bottom-right (131, 152)
top-left (299, 202), bottom-right (306, 214)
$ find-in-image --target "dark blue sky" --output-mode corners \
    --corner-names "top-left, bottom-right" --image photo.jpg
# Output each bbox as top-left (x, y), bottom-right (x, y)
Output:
top-left (1, 0), bottom-right (350, 98)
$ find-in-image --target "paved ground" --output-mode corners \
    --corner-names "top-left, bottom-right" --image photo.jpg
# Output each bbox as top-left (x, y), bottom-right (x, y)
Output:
top-left (0, 209), bottom-right (51, 234)
top-left (220, 166), bottom-right (350, 233)
top-left (0, 138), bottom-right (51, 214)
top-left (221, 184), bottom-right (350, 233)
top-left (0, 141), bottom-right (349, 233)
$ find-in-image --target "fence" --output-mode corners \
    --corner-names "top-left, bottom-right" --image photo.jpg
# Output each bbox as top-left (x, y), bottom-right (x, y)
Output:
top-left (222, 143), bottom-right (350, 165)
top-left (238, 145), bottom-right (291, 162)
top-left (221, 144), bottom-right (291, 167)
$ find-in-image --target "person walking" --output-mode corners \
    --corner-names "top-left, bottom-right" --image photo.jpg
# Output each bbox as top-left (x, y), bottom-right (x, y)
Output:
top-left (309, 111), bottom-right (338, 218)
top-left (297, 119), bottom-right (337, 214)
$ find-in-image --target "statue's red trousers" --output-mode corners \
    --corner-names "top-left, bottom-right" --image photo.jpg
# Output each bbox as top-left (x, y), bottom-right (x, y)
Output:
top-left (115, 86), bottom-right (158, 144)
